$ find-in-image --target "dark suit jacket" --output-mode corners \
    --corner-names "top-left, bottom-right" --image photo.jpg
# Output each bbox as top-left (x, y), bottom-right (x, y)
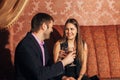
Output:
top-left (14, 32), bottom-right (64, 80)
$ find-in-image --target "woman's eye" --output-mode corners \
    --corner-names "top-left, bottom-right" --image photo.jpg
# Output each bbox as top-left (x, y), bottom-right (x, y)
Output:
top-left (71, 28), bottom-right (74, 30)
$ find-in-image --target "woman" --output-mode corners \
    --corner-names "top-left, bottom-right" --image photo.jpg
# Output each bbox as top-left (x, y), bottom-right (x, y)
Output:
top-left (53, 18), bottom-right (89, 80)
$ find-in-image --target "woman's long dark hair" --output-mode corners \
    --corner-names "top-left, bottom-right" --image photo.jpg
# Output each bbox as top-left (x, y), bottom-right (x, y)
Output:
top-left (60, 18), bottom-right (84, 61)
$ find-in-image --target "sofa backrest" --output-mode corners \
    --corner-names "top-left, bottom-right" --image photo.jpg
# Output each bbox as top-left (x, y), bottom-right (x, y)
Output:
top-left (46, 25), bottom-right (120, 79)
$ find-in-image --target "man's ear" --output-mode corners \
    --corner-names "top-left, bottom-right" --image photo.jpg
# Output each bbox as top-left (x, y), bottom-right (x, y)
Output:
top-left (41, 23), bottom-right (47, 30)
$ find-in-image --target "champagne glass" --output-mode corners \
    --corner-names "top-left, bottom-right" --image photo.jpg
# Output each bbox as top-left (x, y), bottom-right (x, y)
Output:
top-left (64, 47), bottom-right (76, 67)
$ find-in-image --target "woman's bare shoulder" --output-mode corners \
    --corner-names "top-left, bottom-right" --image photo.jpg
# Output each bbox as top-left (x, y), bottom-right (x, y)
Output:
top-left (54, 40), bottom-right (61, 46)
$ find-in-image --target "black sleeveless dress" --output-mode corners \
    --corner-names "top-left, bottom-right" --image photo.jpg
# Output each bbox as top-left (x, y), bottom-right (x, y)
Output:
top-left (54, 41), bottom-right (90, 80)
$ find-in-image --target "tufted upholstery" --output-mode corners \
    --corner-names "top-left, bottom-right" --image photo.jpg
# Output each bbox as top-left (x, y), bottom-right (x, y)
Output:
top-left (46, 25), bottom-right (120, 79)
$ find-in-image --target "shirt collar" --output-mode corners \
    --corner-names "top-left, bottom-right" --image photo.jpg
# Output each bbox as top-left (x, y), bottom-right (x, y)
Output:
top-left (32, 33), bottom-right (44, 46)
top-left (39, 41), bottom-right (44, 46)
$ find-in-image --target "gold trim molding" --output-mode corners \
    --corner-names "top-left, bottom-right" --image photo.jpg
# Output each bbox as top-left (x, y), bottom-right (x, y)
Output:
top-left (0, 0), bottom-right (28, 29)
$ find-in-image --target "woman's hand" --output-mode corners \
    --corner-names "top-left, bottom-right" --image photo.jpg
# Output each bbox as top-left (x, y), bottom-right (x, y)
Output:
top-left (77, 76), bottom-right (82, 80)
top-left (62, 76), bottom-right (76, 80)
top-left (68, 77), bottom-right (76, 80)
top-left (59, 50), bottom-right (67, 59)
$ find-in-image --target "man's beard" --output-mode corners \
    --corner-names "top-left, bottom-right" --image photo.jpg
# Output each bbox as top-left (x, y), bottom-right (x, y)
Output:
top-left (44, 32), bottom-right (50, 40)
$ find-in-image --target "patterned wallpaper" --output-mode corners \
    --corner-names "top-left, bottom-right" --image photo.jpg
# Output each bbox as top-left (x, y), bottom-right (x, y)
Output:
top-left (12, 0), bottom-right (120, 27)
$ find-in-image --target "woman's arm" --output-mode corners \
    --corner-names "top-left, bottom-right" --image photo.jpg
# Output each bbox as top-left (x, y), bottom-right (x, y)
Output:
top-left (78, 42), bottom-right (88, 80)
top-left (53, 41), bottom-right (61, 63)
top-left (53, 41), bottom-right (67, 63)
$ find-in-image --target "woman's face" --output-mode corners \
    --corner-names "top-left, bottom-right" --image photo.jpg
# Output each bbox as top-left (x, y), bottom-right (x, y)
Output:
top-left (65, 23), bottom-right (77, 40)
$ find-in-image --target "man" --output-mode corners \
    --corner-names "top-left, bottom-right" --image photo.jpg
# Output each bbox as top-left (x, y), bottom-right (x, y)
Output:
top-left (14, 13), bottom-right (76, 80)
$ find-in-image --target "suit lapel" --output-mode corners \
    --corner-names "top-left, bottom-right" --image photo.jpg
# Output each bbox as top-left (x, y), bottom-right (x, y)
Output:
top-left (27, 32), bottom-right (43, 63)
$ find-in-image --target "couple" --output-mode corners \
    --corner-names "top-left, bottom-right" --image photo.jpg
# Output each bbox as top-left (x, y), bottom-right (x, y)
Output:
top-left (14, 13), bottom-right (89, 80)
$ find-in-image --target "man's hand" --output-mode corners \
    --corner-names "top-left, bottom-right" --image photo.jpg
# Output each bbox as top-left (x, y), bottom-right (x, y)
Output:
top-left (61, 50), bottom-right (76, 66)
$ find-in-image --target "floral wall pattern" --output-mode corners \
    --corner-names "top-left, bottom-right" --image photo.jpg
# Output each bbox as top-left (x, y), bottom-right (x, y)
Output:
top-left (13, 0), bottom-right (120, 26)
top-left (9, 0), bottom-right (120, 31)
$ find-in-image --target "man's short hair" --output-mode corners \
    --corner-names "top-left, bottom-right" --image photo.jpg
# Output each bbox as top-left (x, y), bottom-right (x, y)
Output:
top-left (31, 13), bottom-right (54, 32)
